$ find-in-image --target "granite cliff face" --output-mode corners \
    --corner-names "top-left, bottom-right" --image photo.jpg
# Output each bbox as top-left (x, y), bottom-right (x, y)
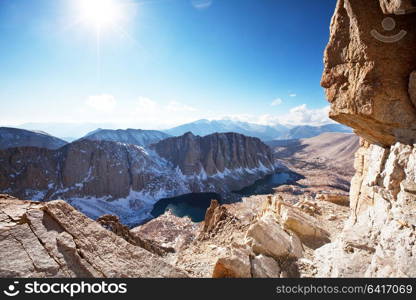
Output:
top-left (315, 0), bottom-right (416, 277)
top-left (0, 133), bottom-right (277, 225)
top-left (152, 132), bottom-right (276, 190)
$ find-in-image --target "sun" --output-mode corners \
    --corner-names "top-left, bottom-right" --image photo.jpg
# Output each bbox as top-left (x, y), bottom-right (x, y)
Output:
top-left (79, 0), bottom-right (122, 29)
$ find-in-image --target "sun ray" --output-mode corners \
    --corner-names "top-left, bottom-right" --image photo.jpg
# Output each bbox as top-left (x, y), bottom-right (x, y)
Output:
top-left (66, 0), bottom-right (165, 84)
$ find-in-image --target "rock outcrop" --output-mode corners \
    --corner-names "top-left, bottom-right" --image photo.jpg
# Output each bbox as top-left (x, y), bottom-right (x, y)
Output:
top-left (315, 0), bottom-right (416, 277)
top-left (97, 215), bottom-right (173, 256)
top-left (212, 245), bottom-right (252, 278)
top-left (199, 200), bottom-right (238, 240)
top-left (245, 212), bottom-right (303, 260)
top-left (321, 0), bottom-right (416, 146)
top-left (0, 195), bottom-right (187, 278)
top-left (152, 132), bottom-right (276, 191)
top-left (0, 127), bottom-right (67, 150)
top-left (130, 210), bottom-right (198, 253)
top-left (315, 193), bottom-right (349, 206)
top-left (124, 191), bottom-right (349, 278)
top-left (0, 132), bottom-right (277, 225)
top-left (260, 196), bottom-right (329, 248)
top-left (209, 195), bottom-right (338, 278)
top-left (379, 0), bottom-right (416, 14)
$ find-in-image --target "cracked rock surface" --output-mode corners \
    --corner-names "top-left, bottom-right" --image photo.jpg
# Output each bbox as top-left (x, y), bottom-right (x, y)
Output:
top-left (315, 0), bottom-right (416, 277)
top-left (0, 195), bottom-right (187, 278)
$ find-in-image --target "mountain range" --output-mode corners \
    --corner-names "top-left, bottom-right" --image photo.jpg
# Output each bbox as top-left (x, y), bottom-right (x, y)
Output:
top-left (0, 121), bottom-right (353, 225)
top-left (12, 119), bottom-right (352, 142)
top-left (81, 128), bottom-right (171, 147)
top-left (0, 132), bottom-right (277, 225)
top-left (0, 127), bottom-right (68, 150)
top-left (164, 119), bottom-right (351, 141)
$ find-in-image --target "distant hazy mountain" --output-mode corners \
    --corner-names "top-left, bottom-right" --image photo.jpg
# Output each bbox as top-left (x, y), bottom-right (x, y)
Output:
top-left (280, 124), bottom-right (352, 140)
top-left (164, 119), bottom-right (351, 141)
top-left (165, 119), bottom-right (289, 141)
top-left (81, 128), bottom-right (171, 147)
top-left (0, 127), bottom-right (67, 150)
top-left (17, 122), bottom-right (118, 140)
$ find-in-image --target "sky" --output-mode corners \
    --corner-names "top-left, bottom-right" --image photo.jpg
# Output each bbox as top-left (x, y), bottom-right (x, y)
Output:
top-left (0, 0), bottom-right (337, 131)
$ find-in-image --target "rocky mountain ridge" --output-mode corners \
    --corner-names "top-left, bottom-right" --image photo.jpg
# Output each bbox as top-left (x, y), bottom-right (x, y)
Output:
top-left (0, 127), bottom-right (67, 150)
top-left (0, 132), bottom-right (278, 225)
top-left (81, 128), bottom-right (171, 147)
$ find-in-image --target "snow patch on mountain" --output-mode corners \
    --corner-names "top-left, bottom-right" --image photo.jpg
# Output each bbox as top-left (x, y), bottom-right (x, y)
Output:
top-left (81, 128), bottom-right (171, 147)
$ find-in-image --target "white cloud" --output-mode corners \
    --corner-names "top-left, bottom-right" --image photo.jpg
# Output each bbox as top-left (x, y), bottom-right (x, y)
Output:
top-left (78, 95), bottom-right (201, 129)
top-left (122, 97), bottom-right (200, 129)
top-left (216, 104), bottom-right (333, 127)
top-left (133, 98), bottom-right (197, 114)
top-left (86, 94), bottom-right (116, 112)
top-left (275, 104), bottom-right (332, 126)
top-left (271, 98), bottom-right (283, 106)
top-left (13, 92), bottom-right (332, 132)
top-left (191, 0), bottom-right (213, 10)
top-left (289, 93), bottom-right (297, 97)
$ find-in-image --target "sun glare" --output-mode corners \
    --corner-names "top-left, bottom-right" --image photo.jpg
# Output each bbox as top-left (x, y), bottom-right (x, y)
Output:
top-left (79, 0), bottom-right (122, 29)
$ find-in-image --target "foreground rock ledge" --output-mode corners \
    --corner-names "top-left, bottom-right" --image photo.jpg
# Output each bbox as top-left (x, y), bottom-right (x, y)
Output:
top-left (316, 0), bottom-right (416, 277)
top-left (0, 196), bottom-right (187, 278)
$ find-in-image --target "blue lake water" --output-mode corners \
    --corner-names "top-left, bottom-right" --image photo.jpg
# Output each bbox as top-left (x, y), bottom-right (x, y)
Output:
top-left (151, 192), bottom-right (222, 222)
top-left (235, 172), bottom-right (292, 196)
top-left (150, 172), bottom-right (294, 222)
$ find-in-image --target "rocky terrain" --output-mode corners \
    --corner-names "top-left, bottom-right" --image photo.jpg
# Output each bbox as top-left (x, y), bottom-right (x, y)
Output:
top-left (0, 132), bottom-right (278, 225)
top-left (0, 192), bottom-right (349, 278)
top-left (266, 132), bottom-right (359, 201)
top-left (314, 0), bottom-right (416, 277)
top-left (81, 128), bottom-right (171, 147)
top-left (0, 127), bottom-right (67, 150)
top-left (157, 0), bottom-right (416, 278)
top-left (0, 194), bottom-right (186, 277)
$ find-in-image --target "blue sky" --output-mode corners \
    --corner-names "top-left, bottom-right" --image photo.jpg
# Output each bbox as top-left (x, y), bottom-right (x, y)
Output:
top-left (0, 0), bottom-right (336, 130)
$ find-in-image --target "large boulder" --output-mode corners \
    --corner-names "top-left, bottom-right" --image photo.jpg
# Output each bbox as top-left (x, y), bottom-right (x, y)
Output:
top-left (279, 205), bottom-right (330, 247)
top-left (97, 214), bottom-right (174, 256)
top-left (245, 213), bottom-right (303, 260)
top-left (251, 254), bottom-right (281, 278)
top-left (0, 197), bottom-right (187, 278)
top-left (212, 246), bottom-right (252, 278)
top-left (198, 199), bottom-right (238, 240)
top-left (260, 195), bottom-right (329, 247)
top-left (130, 210), bottom-right (198, 253)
